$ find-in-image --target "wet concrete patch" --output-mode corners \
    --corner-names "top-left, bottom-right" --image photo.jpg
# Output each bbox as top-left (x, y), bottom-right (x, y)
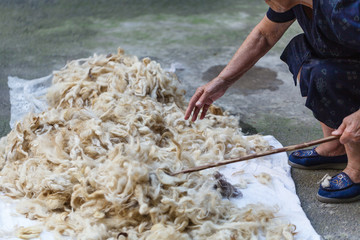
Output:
top-left (202, 65), bottom-right (282, 95)
top-left (238, 120), bottom-right (258, 135)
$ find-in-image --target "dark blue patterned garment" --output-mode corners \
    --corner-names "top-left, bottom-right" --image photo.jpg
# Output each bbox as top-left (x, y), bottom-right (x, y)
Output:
top-left (267, 1), bottom-right (360, 129)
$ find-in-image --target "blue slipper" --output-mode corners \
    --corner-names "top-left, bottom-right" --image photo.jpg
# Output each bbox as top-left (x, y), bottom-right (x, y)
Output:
top-left (288, 148), bottom-right (347, 170)
top-left (316, 172), bottom-right (360, 203)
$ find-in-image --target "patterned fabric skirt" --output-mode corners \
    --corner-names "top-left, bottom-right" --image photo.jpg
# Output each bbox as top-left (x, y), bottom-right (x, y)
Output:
top-left (299, 57), bottom-right (360, 129)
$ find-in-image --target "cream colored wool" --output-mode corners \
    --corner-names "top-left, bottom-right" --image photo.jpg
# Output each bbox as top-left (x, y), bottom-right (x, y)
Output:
top-left (0, 48), bottom-right (295, 239)
top-left (255, 173), bottom-right (272, 185)
top-left (15, 225), bottom-right (43, 239)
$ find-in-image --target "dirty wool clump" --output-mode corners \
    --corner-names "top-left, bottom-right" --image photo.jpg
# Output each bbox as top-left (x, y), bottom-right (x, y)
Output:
top-left (213, 171), bottom-right (242, 199)
top-left (0, 49), bottom-right (295, 239)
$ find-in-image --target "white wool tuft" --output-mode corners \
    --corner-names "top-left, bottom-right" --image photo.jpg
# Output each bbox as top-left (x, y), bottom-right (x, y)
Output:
top-left (0, 48), bottom-right (295, 239)
top-left (319, 174), bottom-right (332, 188)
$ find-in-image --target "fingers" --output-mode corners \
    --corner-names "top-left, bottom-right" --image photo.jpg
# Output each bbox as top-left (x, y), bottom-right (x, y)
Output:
top-left (185, 77), bottom-right (224, 121)
top-left (339, 130), bottom-right (352, 145)
top-left (191, 106), bottom-right (201, 122)
top-left (332, 123), bottom-right (350, 144)
top-left (332, 123), bottom-right (345, 136)
top-left (333, 121), bottom-right (359, 144)
top-left (340, 126), bottom-right (360, 144)
top-left (184, 105), bottom-right (194, 120)
top-left (184, 89), bottom-right (203, 120)
top-left (195, 87), bottom-right (213, 107)
top-left (185, 87), bottom-right (212, 122)
top-left (200, 104), bottom-right (210, 120)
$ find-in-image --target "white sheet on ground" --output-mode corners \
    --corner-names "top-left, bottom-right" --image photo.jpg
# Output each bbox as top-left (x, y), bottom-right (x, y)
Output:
top-left (8, 75), bottom-right (52, 129)
top-left (0, 75), bottom-right (321, 240)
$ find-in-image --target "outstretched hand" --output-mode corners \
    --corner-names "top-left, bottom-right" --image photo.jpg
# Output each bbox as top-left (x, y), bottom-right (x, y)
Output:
top-left (332, 110), bottom-right (360, 144)
top-left (184, 77), bottom-right (231, 122)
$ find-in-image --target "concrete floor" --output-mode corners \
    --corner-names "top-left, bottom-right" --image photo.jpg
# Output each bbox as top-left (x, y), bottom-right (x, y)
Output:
top-left (0, 0), bottom-right (359, 239)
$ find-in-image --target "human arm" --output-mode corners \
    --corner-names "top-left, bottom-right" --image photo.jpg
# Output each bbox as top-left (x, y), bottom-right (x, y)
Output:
top-left (265, 0), bottom-right (312, 12)
top-left (332, 110), bottom-right (360, 144)
top-left (184, 15), bottom-right (295, 121)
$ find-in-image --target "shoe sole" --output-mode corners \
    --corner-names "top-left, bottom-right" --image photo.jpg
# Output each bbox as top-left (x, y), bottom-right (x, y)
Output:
top-left (316, 193), bottom-right (360, 203)
top-left (288, 160), bottom-right (347, 170)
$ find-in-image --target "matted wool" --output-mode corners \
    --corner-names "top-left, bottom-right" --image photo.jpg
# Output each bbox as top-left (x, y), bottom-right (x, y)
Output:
top-left (0, 49), bottom-right (295, 239)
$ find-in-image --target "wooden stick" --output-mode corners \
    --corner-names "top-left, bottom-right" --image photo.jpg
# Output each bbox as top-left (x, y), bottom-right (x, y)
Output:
top-left (169, 135), bottom-right (340, 176)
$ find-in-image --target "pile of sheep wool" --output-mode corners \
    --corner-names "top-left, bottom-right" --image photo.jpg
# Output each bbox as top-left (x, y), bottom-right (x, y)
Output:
top-left (0, 49), bottom-right (295, 239)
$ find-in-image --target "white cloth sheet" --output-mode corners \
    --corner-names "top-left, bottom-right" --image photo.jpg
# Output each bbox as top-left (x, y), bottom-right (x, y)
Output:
top-left (0, 76), bottom-right (321, 240)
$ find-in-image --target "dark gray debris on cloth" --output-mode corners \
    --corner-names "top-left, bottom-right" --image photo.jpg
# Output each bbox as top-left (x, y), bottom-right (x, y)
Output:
top-left (213, 171), bottom-right (242, 199)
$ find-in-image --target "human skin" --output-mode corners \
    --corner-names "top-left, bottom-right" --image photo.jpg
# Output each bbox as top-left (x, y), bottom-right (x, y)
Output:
top-left (184, 0), bottom-right (360, 184)
top-left (184, 15), bottom-right (295, 121)
top-left (264, 0), bottom-right (313, 12)
top-left (266, 1), bottom-right (360, 183)
top-left (184, 0), bottom-right (314, 122)
top-left (332, 111), bottom-right (360, 183)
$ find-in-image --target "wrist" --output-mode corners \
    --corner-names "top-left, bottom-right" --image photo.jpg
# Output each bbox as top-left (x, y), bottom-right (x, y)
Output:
top-left (216, 75), bottom-right (234, 88)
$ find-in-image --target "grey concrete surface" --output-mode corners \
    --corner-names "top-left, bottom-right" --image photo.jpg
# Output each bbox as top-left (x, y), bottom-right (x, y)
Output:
top-left (0, 0), bottom-right (359, 239)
